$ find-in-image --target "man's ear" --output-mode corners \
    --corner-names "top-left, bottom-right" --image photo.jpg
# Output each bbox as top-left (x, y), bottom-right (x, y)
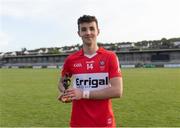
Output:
top-left (97, 29), bottom-right (100, 36)
top-left (77, 31), bottom-right (81, 37)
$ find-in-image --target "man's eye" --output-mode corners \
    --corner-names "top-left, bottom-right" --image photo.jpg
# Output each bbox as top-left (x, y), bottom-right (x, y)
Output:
top-left (81, 28), bottom-right (86, 31)
top-left (90, 27), bottom-right (95, 31)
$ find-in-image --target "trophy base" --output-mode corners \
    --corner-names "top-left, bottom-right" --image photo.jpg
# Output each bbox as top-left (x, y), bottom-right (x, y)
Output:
top-left (59, 95), bottom-right (72, 103)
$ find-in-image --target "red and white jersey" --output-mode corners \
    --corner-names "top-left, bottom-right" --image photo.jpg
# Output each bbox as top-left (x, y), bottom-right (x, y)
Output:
top-left (61, 47), bottom-right (122, 127)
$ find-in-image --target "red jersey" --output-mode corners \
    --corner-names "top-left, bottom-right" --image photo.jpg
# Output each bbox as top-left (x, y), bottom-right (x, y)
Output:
top-left (61, 47), bottom-right (122, 127)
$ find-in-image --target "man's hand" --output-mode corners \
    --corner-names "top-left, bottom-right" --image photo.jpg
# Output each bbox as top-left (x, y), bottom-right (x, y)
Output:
top-left (58, 93), bottom-right (72, 103)
top-left (58, 88), bottom-right (83, 103)
top-left (58, 74), bottom-right (71, 93)
top-left (63, 88), bottom-right (83, 100)
top-left (58, 83), bottom-right (65, 93)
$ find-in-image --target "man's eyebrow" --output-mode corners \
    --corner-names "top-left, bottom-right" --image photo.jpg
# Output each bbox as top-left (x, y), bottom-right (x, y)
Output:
top-left (81, 27), bottom-right (86, 29)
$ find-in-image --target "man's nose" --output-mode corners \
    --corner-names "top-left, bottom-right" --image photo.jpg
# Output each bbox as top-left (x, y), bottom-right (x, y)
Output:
top-left (85, 29), bottom-right (91, 35)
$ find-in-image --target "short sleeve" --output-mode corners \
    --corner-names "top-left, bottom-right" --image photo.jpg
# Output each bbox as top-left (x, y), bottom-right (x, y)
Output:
top-left (61, 57), bottom-right (71, 77)
top-left (109, 52), bottom-right (122, 78)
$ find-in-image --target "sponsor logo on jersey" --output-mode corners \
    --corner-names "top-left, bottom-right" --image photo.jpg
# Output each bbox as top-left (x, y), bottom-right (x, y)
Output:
top-left (72, 73), bottom-right (109, 90)
top-left (76, 76), bottom-right (108, 89)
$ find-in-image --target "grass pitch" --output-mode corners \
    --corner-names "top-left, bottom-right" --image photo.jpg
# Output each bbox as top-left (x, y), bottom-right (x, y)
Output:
top-left (0, 68), bottom-right (180, 127)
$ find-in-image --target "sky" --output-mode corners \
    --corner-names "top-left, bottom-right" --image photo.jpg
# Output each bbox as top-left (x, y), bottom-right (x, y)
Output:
top-left (0, 0), bottom-right (180, 52)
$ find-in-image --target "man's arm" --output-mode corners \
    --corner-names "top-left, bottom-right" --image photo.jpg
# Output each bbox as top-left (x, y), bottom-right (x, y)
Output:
top-left (65, 76), bottom-right (123, 100)
top-left (89, 77), bottom-right (123, 99)
top-left (58, 77), bottom-right (65, 93)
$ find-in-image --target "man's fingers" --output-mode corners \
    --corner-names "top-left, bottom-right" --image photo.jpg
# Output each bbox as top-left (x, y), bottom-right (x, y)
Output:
top-left (58, 94), bottom-right (72, 103)
top-left (65, 88), bottom-right (74, 92)
top-left (64, 92), bottom-right (74, 98)
top-left (59, 85), bottom-right (65, 93)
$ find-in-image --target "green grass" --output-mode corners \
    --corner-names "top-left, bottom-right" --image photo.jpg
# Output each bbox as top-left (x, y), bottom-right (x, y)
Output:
top-left (0, 68), bottom-right (180, 127)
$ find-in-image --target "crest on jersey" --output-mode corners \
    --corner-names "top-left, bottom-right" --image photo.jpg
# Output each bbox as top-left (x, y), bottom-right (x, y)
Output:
top-left (99, 60), bottom-right (105, 71)
top-left (99, 60), bottom-right (105, 66)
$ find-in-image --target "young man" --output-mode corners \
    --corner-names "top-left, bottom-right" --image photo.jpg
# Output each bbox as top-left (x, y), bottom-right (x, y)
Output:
top-left (58, 15), bottom-right (123, 127)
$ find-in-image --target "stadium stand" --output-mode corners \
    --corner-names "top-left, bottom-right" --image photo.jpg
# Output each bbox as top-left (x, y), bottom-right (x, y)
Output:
top-left (0, 49), bottom-right (180, 68)
top-left (117, 49), bottom-right (180, 68)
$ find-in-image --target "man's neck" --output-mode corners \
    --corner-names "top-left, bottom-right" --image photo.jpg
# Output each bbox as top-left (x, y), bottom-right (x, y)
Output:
top-left (83, 44), bottom-right (99, 55)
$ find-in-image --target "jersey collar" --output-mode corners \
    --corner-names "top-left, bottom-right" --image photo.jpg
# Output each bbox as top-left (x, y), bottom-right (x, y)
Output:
top-left (80, 47), bottom-right (105, 56)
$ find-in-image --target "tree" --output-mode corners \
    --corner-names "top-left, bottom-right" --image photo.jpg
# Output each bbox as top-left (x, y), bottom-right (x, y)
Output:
top-left (161, 38), bottom-right (171, 49)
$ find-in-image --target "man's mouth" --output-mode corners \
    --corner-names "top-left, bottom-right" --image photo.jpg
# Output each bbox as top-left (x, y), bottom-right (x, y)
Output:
top-left (85, 36), bottom-right (92, 39)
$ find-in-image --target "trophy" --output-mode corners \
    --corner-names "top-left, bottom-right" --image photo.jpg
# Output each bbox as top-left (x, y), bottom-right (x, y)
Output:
top-left (59, 73), bottom-right (72, 103)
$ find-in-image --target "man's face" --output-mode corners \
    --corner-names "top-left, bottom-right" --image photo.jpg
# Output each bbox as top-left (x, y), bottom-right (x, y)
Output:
top-left (78, 21), bottom-right (99, 46)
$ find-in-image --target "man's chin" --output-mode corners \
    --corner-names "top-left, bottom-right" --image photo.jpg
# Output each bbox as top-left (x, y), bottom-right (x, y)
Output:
top-left (83, 40), bottom-right (93, 45)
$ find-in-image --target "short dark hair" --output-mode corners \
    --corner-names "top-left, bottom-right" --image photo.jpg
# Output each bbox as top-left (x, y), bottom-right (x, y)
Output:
top-left (77, 15), bottom-right (98, 31)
